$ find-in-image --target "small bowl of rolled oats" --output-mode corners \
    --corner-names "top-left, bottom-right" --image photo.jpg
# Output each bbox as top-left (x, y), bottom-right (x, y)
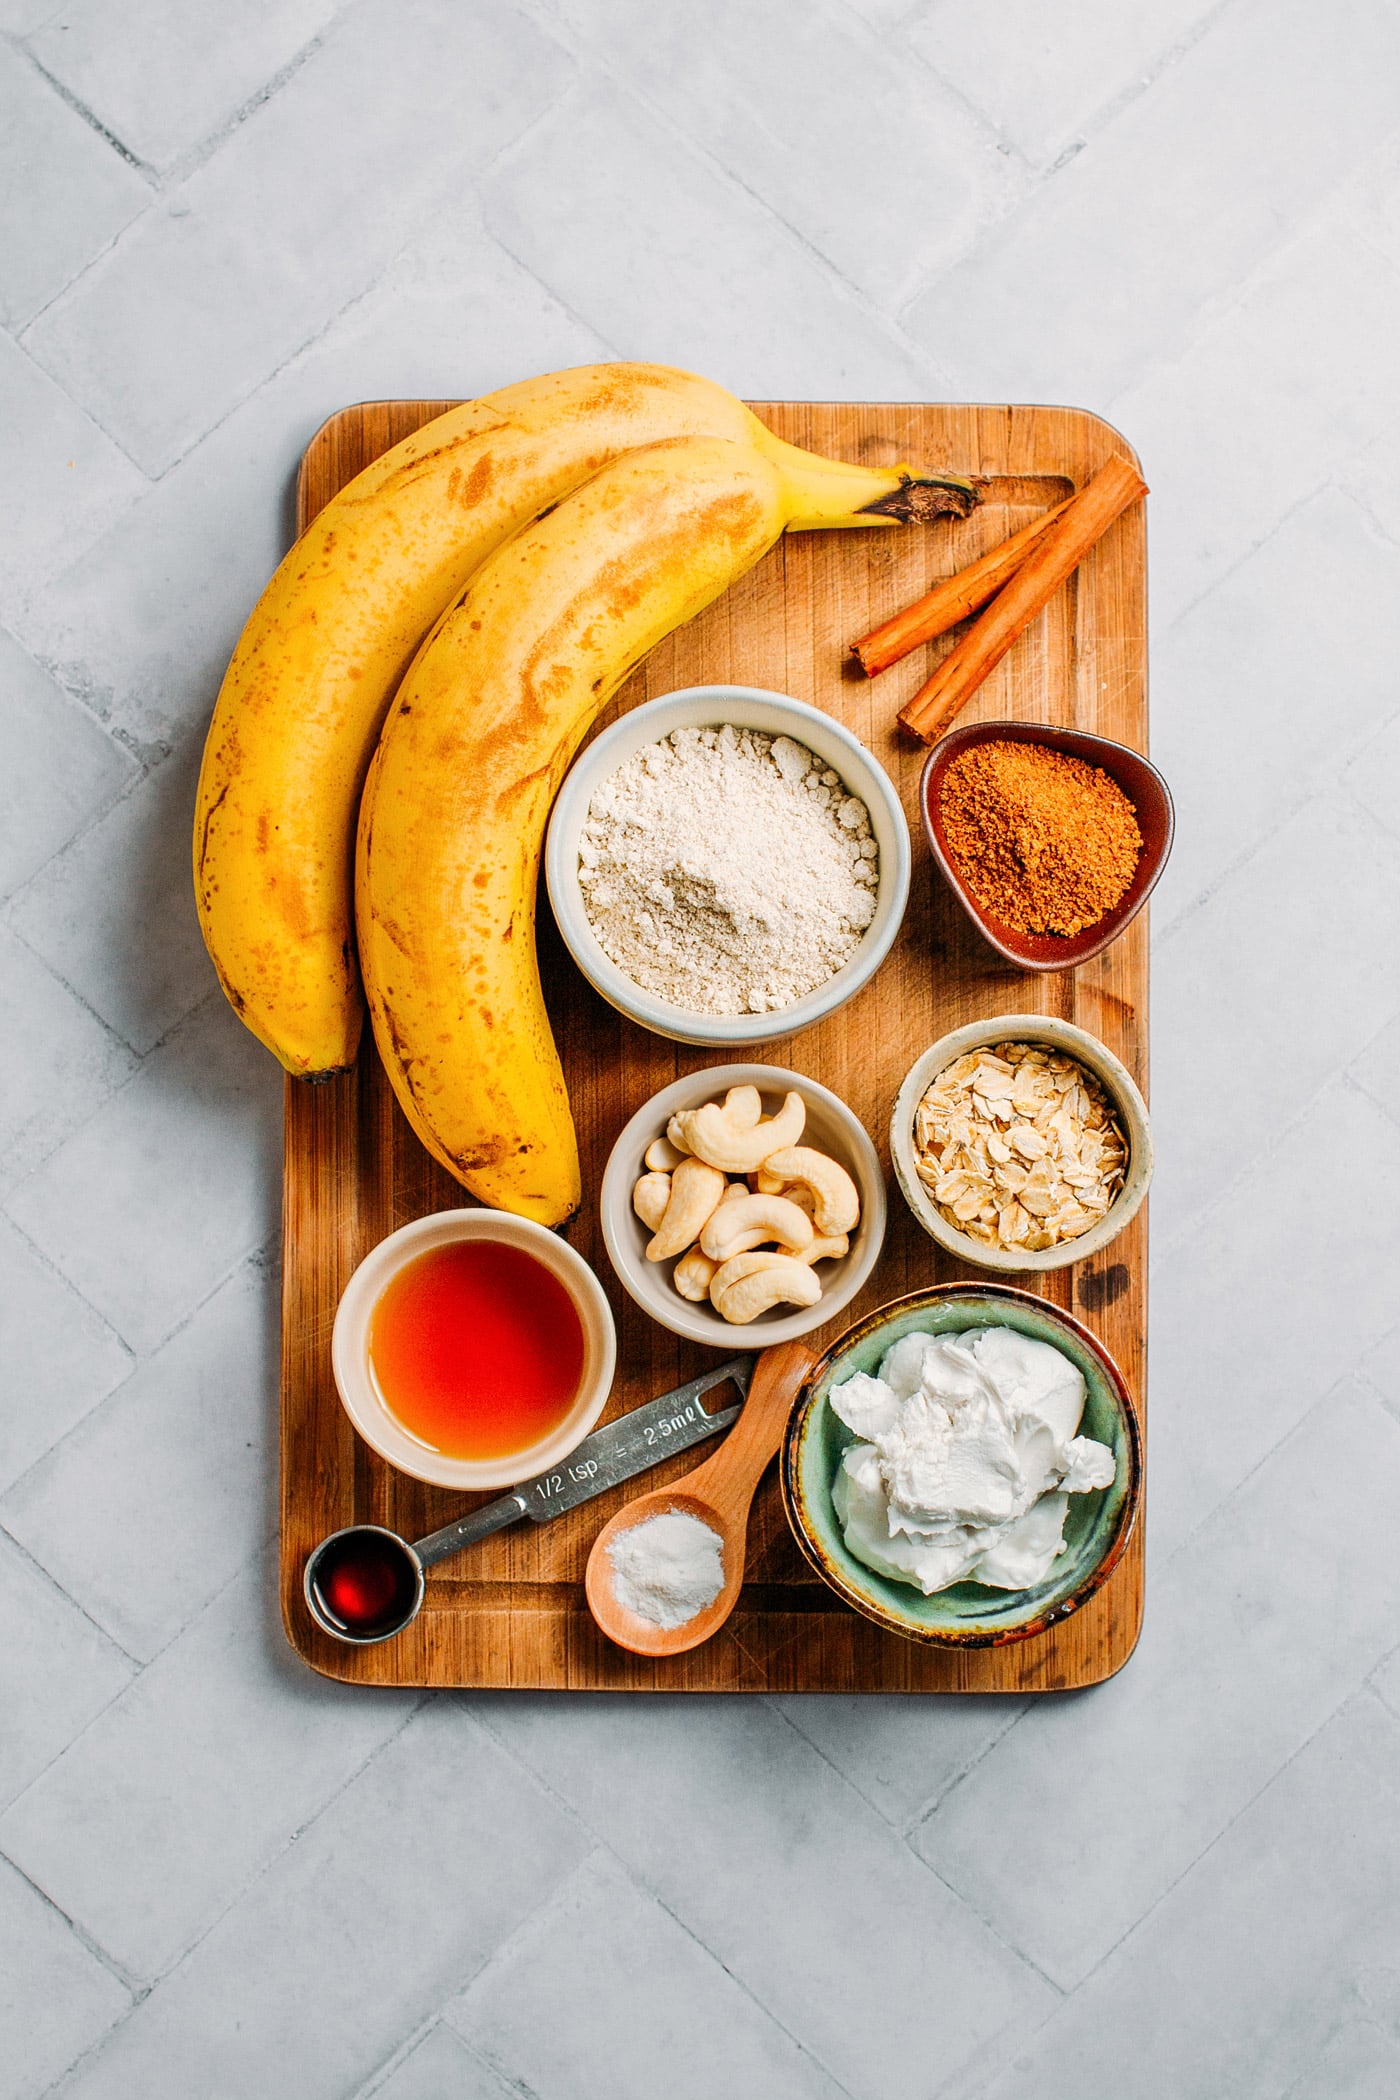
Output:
top-left (890, 1016), bottom-right (1152, 1274)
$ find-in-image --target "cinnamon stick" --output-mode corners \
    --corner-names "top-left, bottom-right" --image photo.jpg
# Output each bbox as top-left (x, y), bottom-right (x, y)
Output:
top-left (897, 452), bottom-right (1148, 746)
top-left (852, 496), bottom-right (1074, 675)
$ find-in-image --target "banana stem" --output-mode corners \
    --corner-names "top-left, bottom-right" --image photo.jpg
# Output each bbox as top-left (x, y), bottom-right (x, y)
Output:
top-left (858, 477), bottom-right (979, 525)
top-left (749, 426), bottom-right (977, 532)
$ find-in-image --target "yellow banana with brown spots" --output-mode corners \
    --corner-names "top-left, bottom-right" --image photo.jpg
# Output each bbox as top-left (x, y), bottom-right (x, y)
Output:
top-left (193, 364), bottom-right (973, 1079)
top-left (356, 432), bottom-right (972, 1223)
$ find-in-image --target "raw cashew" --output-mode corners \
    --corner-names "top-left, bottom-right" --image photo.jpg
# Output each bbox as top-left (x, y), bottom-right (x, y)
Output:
top-left (709, 1252), bottom-right (823, 1324)
top-left (753, 1174), bottom-right (815, 1210)
top-left (755, 1146), bottom-right (860, 1235)
top-left (671, 1089), bottom-right (806, 1174)
top-left (665, 1085), bottom-right (758, 1161)
top-left (780, 1231), bottom-right (850, 1265)
top-left (645, 1156), bottom-right (727, 1262)
top-left (699, 1193), bottom-right (815, 1263)
top-left (632, 1171), bottom-right (672, 1232)
top-left (645, 1134), bottom-right (686, 1172)
top-left (721, 1084), bottom-right (763, 1129)
top-left (673, 1247), bottom-right (719, 1301)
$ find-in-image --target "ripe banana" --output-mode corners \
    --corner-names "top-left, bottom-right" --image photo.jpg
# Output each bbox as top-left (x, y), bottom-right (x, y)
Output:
top-left (357, 432), bottom-right (972, 1225)
top-left (193, 363), bottom-right (974, 1078)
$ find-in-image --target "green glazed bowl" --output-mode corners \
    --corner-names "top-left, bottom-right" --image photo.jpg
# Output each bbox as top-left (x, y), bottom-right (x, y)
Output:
top-left (780, 1283), bottom-right (1141, 1647)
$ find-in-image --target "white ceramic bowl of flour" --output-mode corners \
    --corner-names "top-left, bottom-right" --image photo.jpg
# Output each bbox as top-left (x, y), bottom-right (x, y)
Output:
top-left (545, 686), bottom-right (911, 1046)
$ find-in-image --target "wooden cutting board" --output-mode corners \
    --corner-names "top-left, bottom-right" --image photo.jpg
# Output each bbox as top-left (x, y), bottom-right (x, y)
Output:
top-left (280, 399), bottom-right (1148, 1692)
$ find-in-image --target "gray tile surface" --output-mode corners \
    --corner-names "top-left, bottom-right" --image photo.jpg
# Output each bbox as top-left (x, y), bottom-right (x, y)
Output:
top-left (23, 0), bottom-right (575, 475)
top-left (904, 0), bottom-right (1400, 401)
top-left (448, 1850), bottom-right (846, 2100)
top-left (2, 1257), bottom-right (278, 1660)
top-left (0, 1554), bottom-right (415, 1980)
top-left (554, 0), bottom-right (1013, 308)
top-left (0, 334), bottom-right (144, 618)
top-left (980, 1692), bottom-right (1400, 2100)
top-left (0, 1217), bottom-right (131, 1494)
top-left (0, 1858), bottom-right (129, 2100)
top-left (475, 1694), bottom-right (1054, 2094)
top-left (9, 732), bottom-right (217, 1055)
top-left (27, 0), bottom-right (339, 173)
top-left (48, 1704), bottom-right (590, 2100)
top-left (914, 1381), bottom-right (1400, 1989)
top-left (0, 1533), bottom-right (132, 1815)
top-left (5, 994), bottom-right (279, 1354)
top-left (483, 83), bottom-right (934, 398)
top-left (0, 41), bottom-right (148, 331)
top-left (3, 4), bottom-right (1397, 2094)
top-left (906, 0), bottom-right (1219, 167)
top-left (0, 926), bottom-right (136, 1197)
top-left (362, 2024), bottom-right (511, 2100)
top-left (0, 628), bottom-right (136, 900)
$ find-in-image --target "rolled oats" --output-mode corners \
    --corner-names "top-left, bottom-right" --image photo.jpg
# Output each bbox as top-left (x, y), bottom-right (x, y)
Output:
top-left (911, 1040), bottom-right (1127, 1255)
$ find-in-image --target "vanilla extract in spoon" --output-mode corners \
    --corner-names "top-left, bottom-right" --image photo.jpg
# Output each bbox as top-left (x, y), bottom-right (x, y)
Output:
top-left (303, 1357), bottom-right (753, 1645)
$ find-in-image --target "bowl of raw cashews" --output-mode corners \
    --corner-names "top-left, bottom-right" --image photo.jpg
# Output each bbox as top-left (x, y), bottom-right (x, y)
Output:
top-left (599, 1065), bottom-right (887, 1348)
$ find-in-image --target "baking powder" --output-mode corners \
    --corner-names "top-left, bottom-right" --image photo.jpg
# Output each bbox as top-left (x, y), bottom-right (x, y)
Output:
top-left (607, 1509), bottom-right (726, 1629)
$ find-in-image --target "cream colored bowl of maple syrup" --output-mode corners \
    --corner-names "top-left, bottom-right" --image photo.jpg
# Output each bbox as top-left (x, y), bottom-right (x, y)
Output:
top-left (331, 1209), bottom-right (617, 1491)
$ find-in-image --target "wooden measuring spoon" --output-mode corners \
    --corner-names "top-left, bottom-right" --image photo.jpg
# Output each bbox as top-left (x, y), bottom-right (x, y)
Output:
top-left (585, 1339), bottom-right (817, 1657)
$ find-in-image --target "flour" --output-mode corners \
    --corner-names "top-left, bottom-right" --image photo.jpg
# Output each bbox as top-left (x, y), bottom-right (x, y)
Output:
top-left (578, 724), bottom-right (879, 1016)
top-left (607, 1509), bottom-right (726, 1629)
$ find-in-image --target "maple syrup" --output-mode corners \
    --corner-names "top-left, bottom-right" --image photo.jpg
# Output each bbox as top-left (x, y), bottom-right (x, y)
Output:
top-left (368, 1239), bottom-right (585, 1461)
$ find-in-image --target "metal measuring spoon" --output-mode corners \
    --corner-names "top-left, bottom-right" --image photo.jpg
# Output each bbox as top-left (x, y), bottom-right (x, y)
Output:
top-left (303, 1356), bottom-right (753, 1644)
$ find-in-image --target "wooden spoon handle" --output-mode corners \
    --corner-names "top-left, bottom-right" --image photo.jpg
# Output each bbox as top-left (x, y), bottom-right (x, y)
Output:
top-left (682, 1340), bottom-right (817, 1527)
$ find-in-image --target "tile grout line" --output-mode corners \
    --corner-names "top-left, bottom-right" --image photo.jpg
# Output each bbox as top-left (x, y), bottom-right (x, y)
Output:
top-left (1353, 1363), bottom-right (1400, 1434)
top-left (1152, 763), bottom-right (1356, 968)
top-left (0, 907), bottom-right (151, 1067)
top-left (0, 1520), bottom-right (142, 1673)
top-left (1016, 1683), bottom-right (1400, 2015)
top-left (14, 40), bottom-right (155, 176)
top-left (27, 1684), bottom-right (439, 2056)
top-left (893, 0), bottom-right (1243, 187)
top-left (1150, 482), bottom-right (1400, 944)
top-left (12, 20), bottom-right (343, 336)
top-left (147, 26), bottom-right (338, 191)
top-left (1150, 679), bottom-right (1400, 972)
top-left (898, 26), bottom-right (1400, 416)
top-left (4, 975), bottom-right (239, 1144)
top-left (1, 887), bottom-right (209, 1070)
top-left (1342, 471), bottom-right (1400, 558)
top-left (0, 1533), bottom-right (281, 1822)
top-left (891, 0), bottom-right (1257, 329)
top-left (895, 1702), bottom-right (1031, 1839)
top-left (0, 1228), bottom-right (280, 1517)
top-left (1152, 1037), bottom-right (1400, 1275)
top-left (13, 59), bottom-right (586, 509)
top-left (1142, 361), bottom-right (1400, 669)
top-left (1152, 1367), bottom-right (1400, 1578)
top-left (465, 1699), bottom-right (865, 2098)
top-left (1367, 1654), bottom-right (1400, 1726)
top-left (439, 1840), bottom-right (830, 2100)
top-left (767, 1689), bottom-right (1030, 1841)
top-left (349, 2014), bottom-right (487, 2100)
top-left (757, 1695), bottom-right (1067, 2008)
top-left (0, 1208), bottom-right (134, 1378)
top-left (501, 8), bottom-right (960, 377)
top-left (0, 1848), bottom-right (145, 1999)
top-left (5, 323), bottom-right (153, 482)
